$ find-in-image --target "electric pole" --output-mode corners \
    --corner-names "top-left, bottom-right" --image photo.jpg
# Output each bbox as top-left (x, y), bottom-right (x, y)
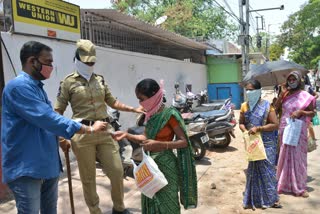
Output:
top-left (245, 0), bottom-right (250, 77)
top-left (239, 0), bottom-right (246, 78)
top-left (238, 0), bottom-right (251, 78)
top-left (239, 2), bottom-right (284, 78)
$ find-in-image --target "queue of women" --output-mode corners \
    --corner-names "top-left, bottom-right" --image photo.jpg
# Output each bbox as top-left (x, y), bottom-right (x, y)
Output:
top-left (239, 70), bottom-right (317, 210)
top-left (110, 71), bottom-right (315, 213)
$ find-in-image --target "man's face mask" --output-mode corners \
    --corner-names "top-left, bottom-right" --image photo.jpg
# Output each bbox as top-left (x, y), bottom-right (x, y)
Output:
top-left (32, 58), bottom-right (53, 80)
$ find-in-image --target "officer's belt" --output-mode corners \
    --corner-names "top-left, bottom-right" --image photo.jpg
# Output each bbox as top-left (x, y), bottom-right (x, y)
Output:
top-left (81, 118), bottom-right (110, 126)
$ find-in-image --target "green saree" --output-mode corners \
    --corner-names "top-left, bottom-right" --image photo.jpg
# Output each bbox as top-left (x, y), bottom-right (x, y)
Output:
top-left (141, 107), bottom-right (198, 214)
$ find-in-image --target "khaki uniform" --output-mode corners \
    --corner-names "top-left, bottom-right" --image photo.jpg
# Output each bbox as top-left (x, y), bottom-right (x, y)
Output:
top-left (55, 72), bottom-right (125, 214)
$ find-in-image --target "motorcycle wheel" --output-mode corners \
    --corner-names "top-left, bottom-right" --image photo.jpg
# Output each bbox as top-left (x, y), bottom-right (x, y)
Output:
top-left (210, 133), bottom-right (231, 148)
top-left (191, 138), bottom-right (206, 160)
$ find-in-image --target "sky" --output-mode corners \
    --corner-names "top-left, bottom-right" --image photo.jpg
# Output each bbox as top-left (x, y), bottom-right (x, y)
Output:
top-left (65, 0), bottom-right (308, 35)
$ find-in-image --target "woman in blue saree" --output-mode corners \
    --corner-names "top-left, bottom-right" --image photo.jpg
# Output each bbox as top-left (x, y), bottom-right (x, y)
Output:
top-left (239, 79), bottom-right (281, 209)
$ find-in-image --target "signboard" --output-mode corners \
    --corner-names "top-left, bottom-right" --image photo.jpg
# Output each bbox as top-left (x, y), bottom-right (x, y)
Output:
top-left (6, 0), bottom-right (80, 41)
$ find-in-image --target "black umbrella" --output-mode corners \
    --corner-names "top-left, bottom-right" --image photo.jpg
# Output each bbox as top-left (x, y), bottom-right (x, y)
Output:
top-left (243, 60), bottom-right (308, 87)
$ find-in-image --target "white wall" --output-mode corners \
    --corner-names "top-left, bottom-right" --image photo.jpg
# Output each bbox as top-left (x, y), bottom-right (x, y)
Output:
top-left (1, 32), bottom-right (207, 129)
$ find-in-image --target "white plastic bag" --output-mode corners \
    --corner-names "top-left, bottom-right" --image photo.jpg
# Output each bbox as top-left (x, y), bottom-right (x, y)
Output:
top-left (283, 118), bottom-right (303, 147)
top-left (132, 149), bottom-right (168, 198)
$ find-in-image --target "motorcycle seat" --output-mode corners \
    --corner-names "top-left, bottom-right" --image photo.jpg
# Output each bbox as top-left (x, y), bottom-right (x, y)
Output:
top-left (196, 110), bottom-right (228, 119)
top-left (192, 105), bottom-right (221, 112)
top-left (182, 113), bottom-right (201, 124)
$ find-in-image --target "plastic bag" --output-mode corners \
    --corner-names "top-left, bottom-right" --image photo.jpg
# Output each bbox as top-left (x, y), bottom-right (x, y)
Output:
top-left (308, 137), bottom-right (317, 153)
top-left (243, 131), bottom-right (267, 161)
top-left (312, 113), bottom-right (319, 126)
top-left (132, 149), bottom-right (168, 198)
top-left (283, 118), bottom-right (303, 147)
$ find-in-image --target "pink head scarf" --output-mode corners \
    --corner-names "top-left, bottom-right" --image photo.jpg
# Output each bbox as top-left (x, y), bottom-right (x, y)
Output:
top-left (139, 80), bottom-right (164, 122)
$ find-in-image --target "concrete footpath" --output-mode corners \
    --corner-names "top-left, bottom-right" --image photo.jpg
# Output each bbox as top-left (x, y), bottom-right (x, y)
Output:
top-left (1, 109), bottom-right (320, 214)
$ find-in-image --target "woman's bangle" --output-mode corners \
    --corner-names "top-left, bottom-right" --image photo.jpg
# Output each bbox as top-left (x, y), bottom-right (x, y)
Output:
top-left (90, 126), bottom-right (94, 134)
top-left (59, 138), bottom-right (66, 143)
top-left (166, 142), bottom-right (169, 150)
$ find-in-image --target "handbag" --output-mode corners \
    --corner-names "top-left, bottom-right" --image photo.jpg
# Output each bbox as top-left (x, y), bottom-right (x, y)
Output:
top-left (308, 137), bottom-right (317, 153)
top-left (243, 131), bottom-right (267, 161)
top-left (131, 149), bottom-right (168, 198)
top-left (312, 113), bottom-right (320, 126)
top-left (283, 118), bottom-right (303, 147)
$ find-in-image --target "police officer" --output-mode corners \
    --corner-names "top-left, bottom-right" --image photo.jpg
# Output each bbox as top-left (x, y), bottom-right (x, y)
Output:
top-left (55, 40), bottom-right (142, 214)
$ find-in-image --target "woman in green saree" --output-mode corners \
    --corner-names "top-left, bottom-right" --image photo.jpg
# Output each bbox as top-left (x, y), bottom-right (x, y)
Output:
top-left (113, 79), bottom-right (197, 214)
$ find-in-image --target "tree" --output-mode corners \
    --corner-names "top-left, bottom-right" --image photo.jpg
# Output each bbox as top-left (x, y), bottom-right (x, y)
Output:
top-left (268, 43), bottom-right (284, 61)
top-left (277, 0), bottom-right (320, 68)
top-left (111, 0), bottom-right (238, 41)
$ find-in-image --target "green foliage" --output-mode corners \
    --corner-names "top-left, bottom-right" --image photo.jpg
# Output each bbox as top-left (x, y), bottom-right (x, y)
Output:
top-left (111, 0), bottom-right (238, 41)
top-left (269, 43), bottom-right (284, 61)
top-left (277, 0), bottom-right (320, 68)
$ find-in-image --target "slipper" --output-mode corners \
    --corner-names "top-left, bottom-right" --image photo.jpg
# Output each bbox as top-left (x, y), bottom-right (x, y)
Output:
top-left (301, 191), bottom-right (309, 198)
top-left (272, 203), bottom-right (283, 208)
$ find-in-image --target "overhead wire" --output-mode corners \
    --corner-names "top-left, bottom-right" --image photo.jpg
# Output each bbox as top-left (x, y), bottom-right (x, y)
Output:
top-left (211, 0), bottom-right (260, 52)
top-left (211, 0), bottom-right (241, 23)
top-left (221, 0), bottom-right (237, 18)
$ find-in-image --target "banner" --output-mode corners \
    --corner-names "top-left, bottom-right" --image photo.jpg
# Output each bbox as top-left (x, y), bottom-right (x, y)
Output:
top-left (10, 0), bottom-right (80, 41)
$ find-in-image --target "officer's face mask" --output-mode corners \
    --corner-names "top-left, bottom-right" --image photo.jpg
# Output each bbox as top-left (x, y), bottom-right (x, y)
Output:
top-left (75, 58), bottom-right (94, 81)
top-left (32, 59), bottom-right (54, 80)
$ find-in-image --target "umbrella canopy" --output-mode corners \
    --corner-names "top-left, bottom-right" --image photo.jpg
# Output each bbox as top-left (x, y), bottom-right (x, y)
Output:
top-left (243, 60), bottom-right (308, 87)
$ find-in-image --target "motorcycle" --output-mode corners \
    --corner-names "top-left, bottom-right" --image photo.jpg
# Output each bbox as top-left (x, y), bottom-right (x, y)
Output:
top-left (185, 119), bottom-right (209, 160)
top-left (172, 83), bottom-right (236, 149)
top-left (107, 107), bottom-right (133, 167)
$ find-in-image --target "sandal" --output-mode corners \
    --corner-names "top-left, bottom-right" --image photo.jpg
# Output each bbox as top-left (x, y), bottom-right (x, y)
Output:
top-left (301, 191), bottom-right (309, 198)
top-left (272, 202), bottom-right (282, 208)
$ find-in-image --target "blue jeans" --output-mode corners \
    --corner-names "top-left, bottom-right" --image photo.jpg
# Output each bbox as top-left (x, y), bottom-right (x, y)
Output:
top-left (8, 176), bottom-right (59, 214)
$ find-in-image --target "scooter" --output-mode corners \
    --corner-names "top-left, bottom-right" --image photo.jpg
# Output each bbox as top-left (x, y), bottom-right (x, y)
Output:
top-left (107, 107), bottom-right (133, 167)
top-left (184, 119), bottom-right (209, 160)
top-left (172, 83), bottom-right (236, 148)
top-left (182, 110), bottom-right (235, 148)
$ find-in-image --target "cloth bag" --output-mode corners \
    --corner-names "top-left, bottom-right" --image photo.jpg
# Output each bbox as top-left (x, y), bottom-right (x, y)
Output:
top-left (283, 118), bottom-right (303, 147)
top-left (308, 137), bottom-right (317, 153)
top-left (312, 113), bottom-right (320, 126)
top-left (131, 149), bottom-right (168, 199)
top-left (243, 131), bottom-right (267, 161)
